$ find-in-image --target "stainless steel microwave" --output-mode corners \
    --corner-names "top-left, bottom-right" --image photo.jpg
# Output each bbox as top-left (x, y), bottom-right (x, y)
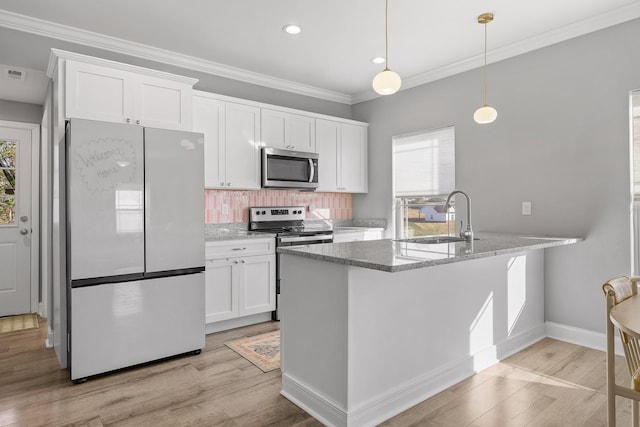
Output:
top-left (261, 147), bottom-right (319, 190)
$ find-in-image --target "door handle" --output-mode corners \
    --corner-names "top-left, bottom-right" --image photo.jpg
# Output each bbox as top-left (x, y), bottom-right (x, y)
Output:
top-left (308, 159), bottom-right (315, 183)
top-left (19, 228), bottom-right (29, 235)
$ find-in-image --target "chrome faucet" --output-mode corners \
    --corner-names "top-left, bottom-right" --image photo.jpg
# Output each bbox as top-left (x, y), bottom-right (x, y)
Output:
top-left (444, 190), bottom-right (473, 243)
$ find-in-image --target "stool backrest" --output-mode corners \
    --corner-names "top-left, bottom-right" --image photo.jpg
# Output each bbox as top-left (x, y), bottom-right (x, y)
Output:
top-left (604, 276), bottom-right (640, 376)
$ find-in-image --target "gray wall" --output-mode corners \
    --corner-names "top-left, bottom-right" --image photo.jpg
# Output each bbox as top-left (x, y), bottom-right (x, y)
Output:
top-left (352, 18), bottom-right (640, 334)
top-left (0, 99), bottom-right (42, 124)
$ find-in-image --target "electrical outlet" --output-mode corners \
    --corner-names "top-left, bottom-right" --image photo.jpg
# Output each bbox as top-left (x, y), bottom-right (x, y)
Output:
top-left (522, 201), bottom-right (532, 216)
top-left (222, 204), bottom-right (229, 215)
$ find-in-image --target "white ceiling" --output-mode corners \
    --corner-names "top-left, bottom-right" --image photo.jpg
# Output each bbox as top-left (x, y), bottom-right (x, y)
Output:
top-left (1, 0), bottom-right (640, 105)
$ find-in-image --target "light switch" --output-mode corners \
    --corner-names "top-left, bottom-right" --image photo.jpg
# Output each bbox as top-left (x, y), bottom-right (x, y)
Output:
top-left (522, 201), bottom-right (532, 216)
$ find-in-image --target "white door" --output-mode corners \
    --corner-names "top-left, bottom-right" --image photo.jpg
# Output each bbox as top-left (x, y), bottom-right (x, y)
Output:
top-left (238, 254), bottom-right (276, 317)
top-left (144, 127), bottom-right (204, 272)
top-left (0, 126), bottom-right (32, 316)
top-left (67, 119), bottom-right (144, 280)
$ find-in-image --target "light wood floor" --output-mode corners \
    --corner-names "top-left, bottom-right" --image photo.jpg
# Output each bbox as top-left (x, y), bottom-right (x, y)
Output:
top-left (0, 318), bottom-right (634, 426)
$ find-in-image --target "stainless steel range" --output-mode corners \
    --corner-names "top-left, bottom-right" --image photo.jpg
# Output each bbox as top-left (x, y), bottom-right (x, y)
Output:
top-left (249, 206), bottom-right (333, 320)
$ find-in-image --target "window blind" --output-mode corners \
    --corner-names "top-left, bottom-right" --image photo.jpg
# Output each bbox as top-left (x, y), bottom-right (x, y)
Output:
top-left (393, 126), bottom-right (455, 197)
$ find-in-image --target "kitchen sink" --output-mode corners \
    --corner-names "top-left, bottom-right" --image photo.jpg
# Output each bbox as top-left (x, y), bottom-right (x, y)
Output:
top-left (394, 236), bottom-right (471, 244)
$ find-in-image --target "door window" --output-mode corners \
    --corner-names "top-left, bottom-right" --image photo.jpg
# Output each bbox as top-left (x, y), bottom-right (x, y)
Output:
top-left (0, 140), bottom-right (16, 225)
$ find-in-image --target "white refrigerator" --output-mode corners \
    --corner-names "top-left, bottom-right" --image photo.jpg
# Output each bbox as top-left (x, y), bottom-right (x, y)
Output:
top-left (65, 119), bottom-right (205, 381)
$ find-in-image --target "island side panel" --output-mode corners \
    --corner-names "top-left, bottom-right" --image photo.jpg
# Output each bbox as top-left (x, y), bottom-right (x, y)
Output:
top-left (280, 253), bottom-right (350, 420)
top-left (346, 250), bottom-right (545, 422)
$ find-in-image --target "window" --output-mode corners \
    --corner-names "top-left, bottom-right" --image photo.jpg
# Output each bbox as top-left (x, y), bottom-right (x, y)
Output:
top-left (392, 126), bottom-right (455, 239)
top-left (631, 91), bottom-right (640, 273)
top-left (0, 140), bottom-right (17, 225)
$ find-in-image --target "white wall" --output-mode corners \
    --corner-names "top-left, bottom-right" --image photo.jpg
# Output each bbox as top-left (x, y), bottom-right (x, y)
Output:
top-left (352, 18), bottom-right (640, 334)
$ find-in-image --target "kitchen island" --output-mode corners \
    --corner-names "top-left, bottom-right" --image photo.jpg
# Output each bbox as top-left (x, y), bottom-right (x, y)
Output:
top-left (277, 233), bottom-right (581, 427)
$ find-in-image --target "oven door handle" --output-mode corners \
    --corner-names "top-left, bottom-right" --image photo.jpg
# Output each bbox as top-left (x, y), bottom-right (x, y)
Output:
top-left (308, 158), bottom-right (315, 183)
top-left (279, 234), bottom-right (332, 244)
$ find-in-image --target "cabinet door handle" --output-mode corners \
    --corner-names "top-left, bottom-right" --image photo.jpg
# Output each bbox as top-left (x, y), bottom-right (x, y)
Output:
top-left (126, 118), bottom-right (131, 123)
top-left (231, 247), bottom-right (247, 251)
top-left (227, 182), bottom-right (231, 186)
top-left (233, 260), bottom-right (239, 264)
top-left (240, 260), bottom-right (246, 264)
top-left (136, 119), bottom-right (140, 125)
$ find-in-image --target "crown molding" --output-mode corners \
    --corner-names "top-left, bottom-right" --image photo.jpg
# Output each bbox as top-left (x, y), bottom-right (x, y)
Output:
top-left (0, 9), bottom-right (353, 105)
top-left (2, 3), bottom-right (640, 107)
top-left (351, 1), bottom-right (640, 104)
top-left (46, 49), bottom-right (199, 85)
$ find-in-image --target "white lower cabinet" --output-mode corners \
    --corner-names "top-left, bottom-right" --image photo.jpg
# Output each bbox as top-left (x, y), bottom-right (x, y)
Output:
top-left (205, 239), bottom-right (275, 325)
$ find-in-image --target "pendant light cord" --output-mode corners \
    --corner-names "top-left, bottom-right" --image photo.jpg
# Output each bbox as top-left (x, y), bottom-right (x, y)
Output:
top-left (483, 21), bottom-right (487, 105)
top-left (385, 0), bottom-right (390, 71)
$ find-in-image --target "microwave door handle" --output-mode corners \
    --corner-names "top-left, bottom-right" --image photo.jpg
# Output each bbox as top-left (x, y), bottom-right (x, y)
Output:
top-left (308, 158), bottom-right (315, 183)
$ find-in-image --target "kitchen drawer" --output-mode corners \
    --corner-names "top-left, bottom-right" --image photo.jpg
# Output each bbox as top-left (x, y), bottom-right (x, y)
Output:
top-left (206, 238), bottom-right (275, 259)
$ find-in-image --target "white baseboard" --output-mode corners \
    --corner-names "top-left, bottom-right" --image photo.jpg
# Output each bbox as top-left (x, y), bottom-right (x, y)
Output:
top-left (282, 324), bottom-right (545, 427)
top-left (205, 312), bottom-right (272, 335)
top-left (545, 321), bottom-right (623, 355)
top-left (282, 373), bottom-right (347, 427)
top-left (45, 327), bottom-right (54, 348)
top-left (38, 301), bottom-right (47, 319)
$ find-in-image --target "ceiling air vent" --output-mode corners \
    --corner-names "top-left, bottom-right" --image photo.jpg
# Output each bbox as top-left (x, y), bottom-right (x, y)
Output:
top-left (4, 68), bottom-right (26, 82)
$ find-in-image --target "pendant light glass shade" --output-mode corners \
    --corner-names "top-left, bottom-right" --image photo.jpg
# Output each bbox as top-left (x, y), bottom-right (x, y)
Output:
top-left (373, 68), bottom-right (402, 95)
top-left (473, 105), bottom-right (498, 124)
top-left (372, 0), bottom-right (401, 95)
top-left (474, 13), bottom-right (496, 124)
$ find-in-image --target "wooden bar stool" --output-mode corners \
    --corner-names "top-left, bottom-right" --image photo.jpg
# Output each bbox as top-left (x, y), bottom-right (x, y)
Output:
top-left (603, 276), bottom-right (640, 426)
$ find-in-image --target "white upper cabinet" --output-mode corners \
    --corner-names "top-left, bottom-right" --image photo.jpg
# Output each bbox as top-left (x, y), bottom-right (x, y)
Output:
top-left (193, 96), bottom-right (225, 188)
top-left (316, 119), bottom-right (340, 192)
top-left (261, 109), bottom-right (315, 152)
top-left (133, 74), bottom-right (193, 131)
top-left (191, 90), bottom-right (367, 193)
top-left (54, 50), bottom-right (196, 131)
top-left (340, 123), bottom-right (368, 192)
top-left (225, 102), bottom-right (261, 189)
top-left (65, 61), bottom-right (132, 124)
top-left (316, 119), bottom-right (368, 193)
top-left (193, 94), bottom-right (261, 190)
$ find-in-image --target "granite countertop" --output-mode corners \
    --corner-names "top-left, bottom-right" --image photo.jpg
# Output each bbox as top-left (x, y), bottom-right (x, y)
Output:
top-left (205, 229), bottom-right (275, 242)
top-left (333, 226), bottom-right (385, 234)
top-left (277, 232), bottom-right (583, 273)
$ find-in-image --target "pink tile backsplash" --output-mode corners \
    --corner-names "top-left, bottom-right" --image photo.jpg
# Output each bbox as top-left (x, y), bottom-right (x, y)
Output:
top-left (204, 189), bottom-right (352, 223)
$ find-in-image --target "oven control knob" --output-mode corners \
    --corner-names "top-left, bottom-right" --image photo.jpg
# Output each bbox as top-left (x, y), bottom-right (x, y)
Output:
top-left (256, 211), bottom-right (261, 215)
top-left (262, 210), bottom-right (266, 215)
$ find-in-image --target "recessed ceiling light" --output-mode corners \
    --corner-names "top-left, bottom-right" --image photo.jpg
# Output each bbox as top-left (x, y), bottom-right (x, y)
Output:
top-left (283, 24), bottom-right (302, 35)
top-left (371, 57), bottom-right (386, 65)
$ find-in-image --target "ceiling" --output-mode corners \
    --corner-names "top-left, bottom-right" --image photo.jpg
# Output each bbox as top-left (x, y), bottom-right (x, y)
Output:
top-left (1, 0), bottom-right (640, 105)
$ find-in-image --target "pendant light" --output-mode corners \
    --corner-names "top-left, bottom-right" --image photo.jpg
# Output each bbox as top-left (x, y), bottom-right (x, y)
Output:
top-left (372, 0), bottom-right (401, 95)
top-left (473, 13), bottom-right (497, 124)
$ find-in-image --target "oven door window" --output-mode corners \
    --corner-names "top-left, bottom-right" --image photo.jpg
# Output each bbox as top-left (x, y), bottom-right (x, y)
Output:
top-left (266, 156), bottom-right (313, 182)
